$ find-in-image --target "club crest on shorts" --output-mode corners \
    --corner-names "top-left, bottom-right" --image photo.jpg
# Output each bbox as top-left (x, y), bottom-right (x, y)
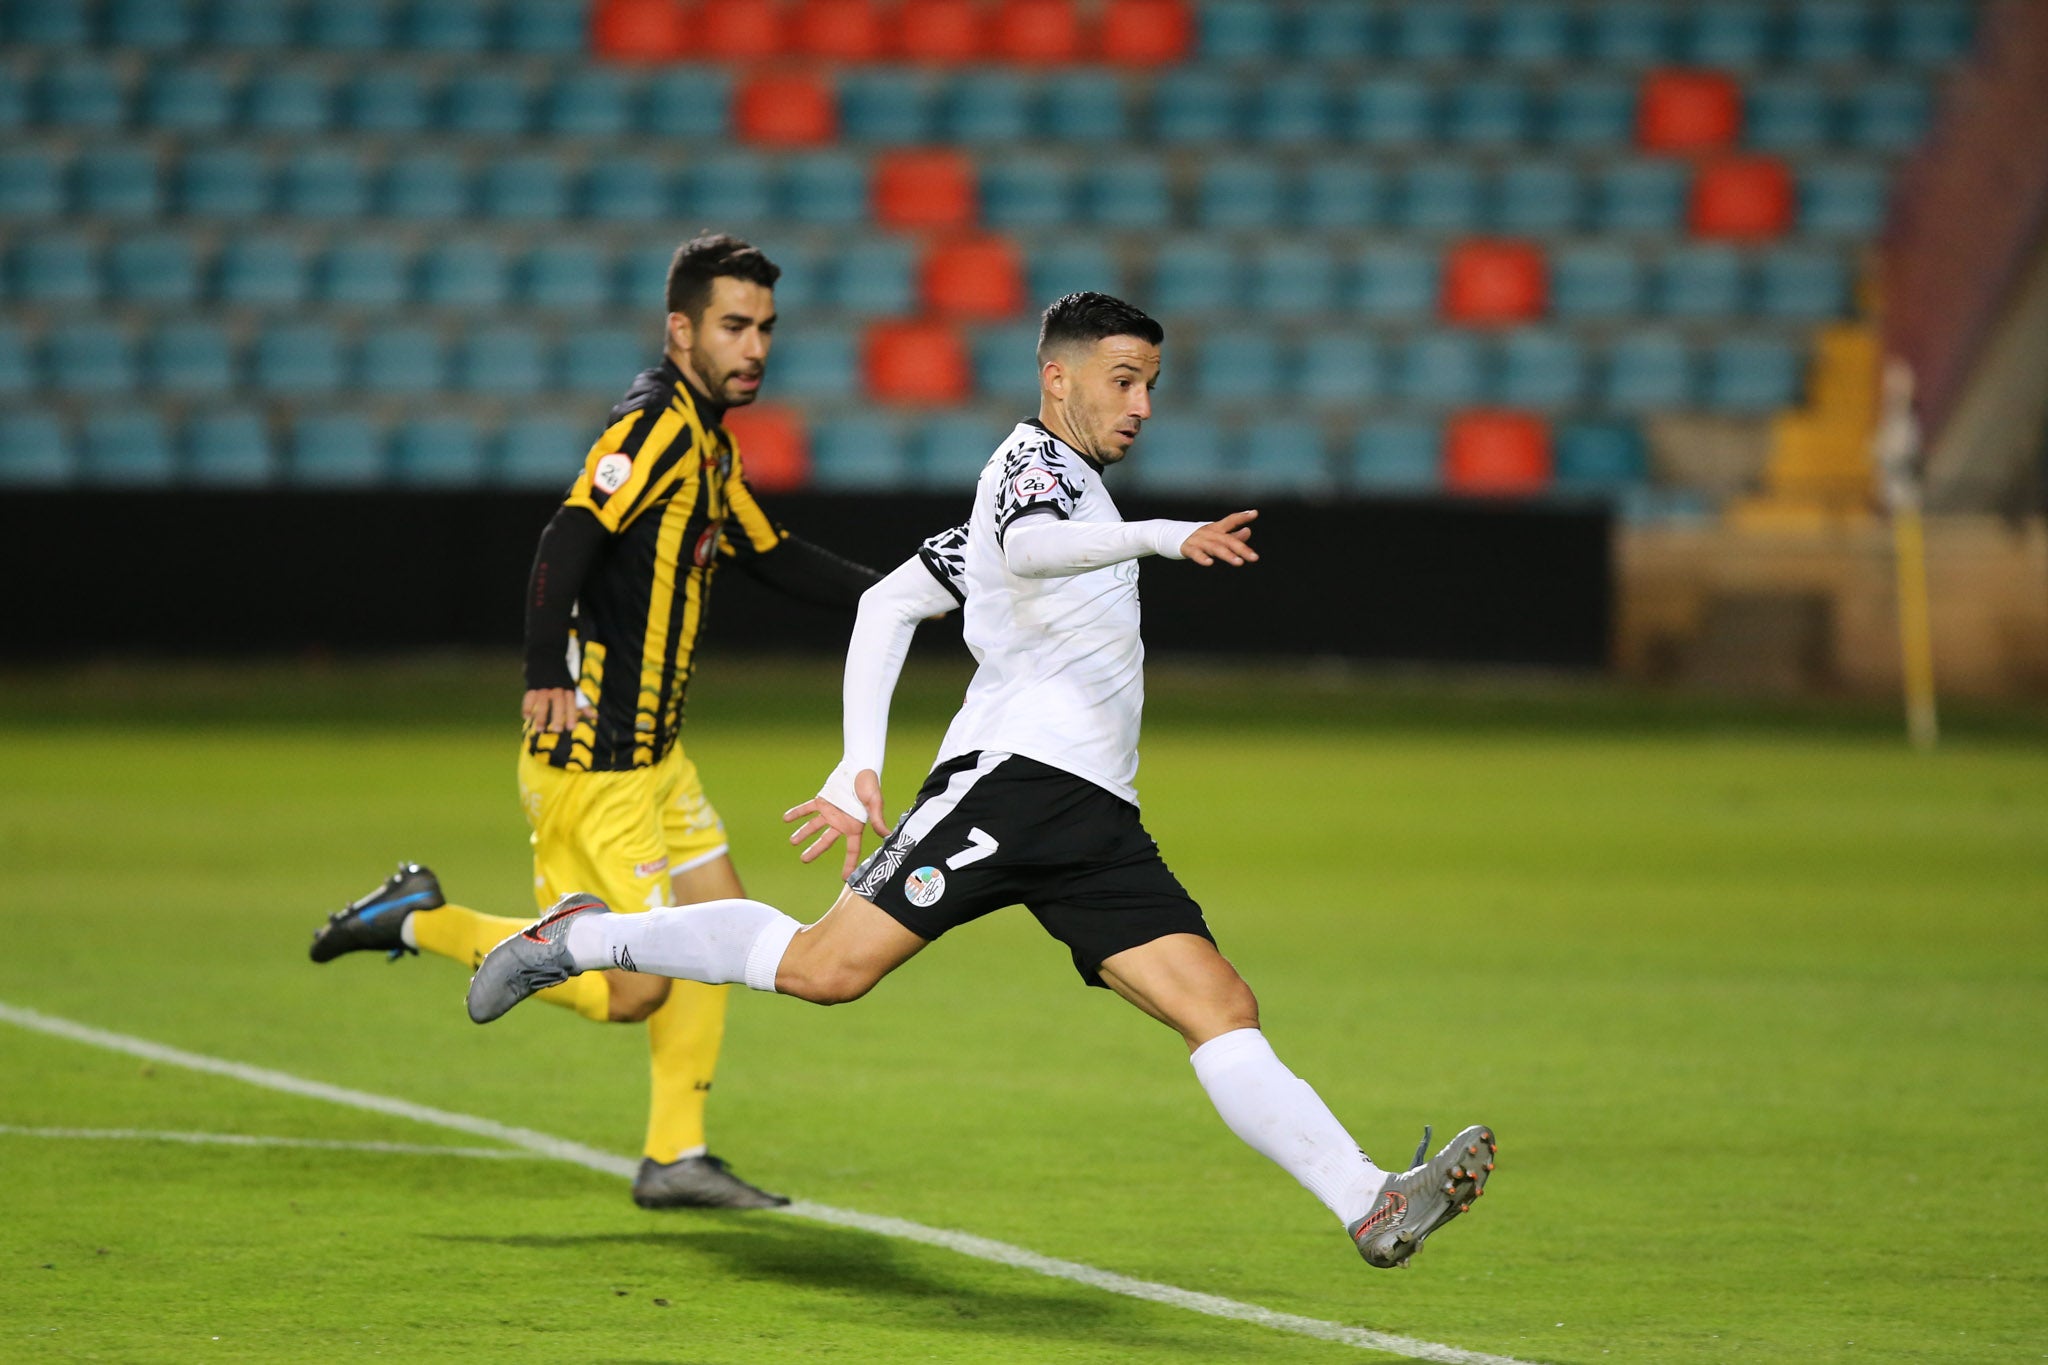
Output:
top-left (1011, 467), bottom-right (1059, 500)
top-left (902, 865), bottom-right (946, 908)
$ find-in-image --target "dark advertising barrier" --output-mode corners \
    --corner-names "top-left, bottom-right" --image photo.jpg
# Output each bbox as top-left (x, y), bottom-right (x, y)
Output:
top-left (2, 491), bottom-right (1610, 667)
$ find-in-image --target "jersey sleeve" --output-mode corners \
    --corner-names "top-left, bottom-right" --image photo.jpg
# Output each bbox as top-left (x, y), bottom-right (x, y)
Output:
top-left (992, 438), bottom-right (1085, 544)
top-left (915, 523), bottom-right (970, 604)
top-left (717, 438), bottom-right (788, 557)
top-left (562, 403), bottom-right (691, 533)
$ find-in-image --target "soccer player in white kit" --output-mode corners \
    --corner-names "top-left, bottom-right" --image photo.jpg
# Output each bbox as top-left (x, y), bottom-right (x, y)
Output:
top-left (469, 293), bottom-right (1497, 1269)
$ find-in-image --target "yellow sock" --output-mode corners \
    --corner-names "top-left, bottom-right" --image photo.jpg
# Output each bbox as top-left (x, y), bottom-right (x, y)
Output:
top-left (642, 981), bottom-right (730, 1161)
top-left (409, 904), bottom-right (611, 1023)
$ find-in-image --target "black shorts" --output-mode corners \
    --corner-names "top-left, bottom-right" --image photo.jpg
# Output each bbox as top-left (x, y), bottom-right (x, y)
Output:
top-left (848, 751), bottom-right (1213, 988)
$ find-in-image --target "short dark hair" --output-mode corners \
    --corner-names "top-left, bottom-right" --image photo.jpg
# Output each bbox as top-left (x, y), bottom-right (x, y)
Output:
top-left (1036, 291), bottom-right (1165, 362)
top-left (664, 232), bottom-right (781, 318)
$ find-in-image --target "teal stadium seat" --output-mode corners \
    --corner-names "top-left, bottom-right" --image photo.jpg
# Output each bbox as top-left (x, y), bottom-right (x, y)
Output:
top-left (1499, 329), bottom-right (1590, 409)
top-left (1195, 331), bottom-right (1283, 404)
top-left (1250, 241), bottom-right (1339, 316)
top-left (1604, 331), bottom-right (1696, 412)
top-left (618, 243), bottom-right (677, 308)
top-left (0, 150), bottom-right (64, 218)
top-left (645, 69), bottom-right (731, 138)
top-left (1199, 0), bottom-right (1281, 62)
top-left (969, 321), bottom-right (1041, 402)
top-left (1297, 332), bottom-right (1385, 407)
top-left (561, 327), bottom-right (645, 394)
top-left (1084, 157), bottom-right (1172, 229)
top-left (1401, 162), bottom-right (1484, 234)
top-left (41, 57), bottom-right (126, 129)
top-left (1152, 70), bottom-right (1240, 145)
top-left (146, 65), bottom-right (234, 132)
top-left (506, 0), bottom-right (587, 54)
top-left (916, 411), bottom-right (1005, 489)
top-left (1686, 1), bottom-right (1776, 66)
top-left (280, 148), bottom-right (372, 218)
top-left (1236, 418), bottom-right (1333, 497)
top-left (584, 155), bottom-right (670, 222)
top-left (0, 67), bottom-right (24, 131)
top-left (253, 322), bottom-right (345, 395)
top-left (1042, 72), bottom-right (1127, 143)
top-left (1398, 332), bottom-right (1488, 409)
top-left (840, 70), bottom-right (935, 144)
top-left (446, 70), bottom-right (532, 136)
top-left (359, 324), bottom-right (449, 394)
top-left (683, 152), bottom-right (772, 223)
top-left (1547, 78), bottom-right (1633, 148)
top-left (811, 416), bottom-right (909, 489)
top-left (1747, 78), bottom-right (1833, 152)
top-left (1552, 244), bottom-right (1643, 318)
top-left (984, 156), bottom-right (1078, 230)
top-left (763, 241), bottom-right (820, 311)
top-left (1350, 77), bottom-right (1434, 147)
top-left (111, 232), bottom-right (201, 306)
top-left (407, 0), bottom-right (495, 53)
top-left (500, 416), bottom-right (590, 489)
top-left (1449, 78), bottom-right (1535, 148)
top-left (78, 146), bottom-right (164, 219)
top-left (11, 0), bottom-right (93, 45)
top-left (1656, 245), bottom-right (1748, 319)
top-left (1354, 244), bottom-right (1438, 320)
top-left (291, 413), bottom-right (386, 487)
top-left (1288, 3), bottom-right (1373, 61)
top-left (1801, 163), bottom-right (1889, 237)
top-left (1756, 245), bottom-right (1848, 320)
top-left (1707, 336), bottom-right (1801, 411)
top-left (458, 326), bottom-right (552, 396)
top-left (1150, 239), bottom-right (1238, 315)
top-left (184, 409), bottom-right (276, 486)
top-left (218, 234), bottom-right (309, 307)
top-left (210, 0), bottom-right (297, 48)
top-left (0, 412), bottom-right (77, 486)
top-left (1586, 1), bottom-right (1674, 66)
top-left (14, 234), bottom-right (100, 304)
top-left (247, 66), bottom-right (335, 134)
top-left (306, 0), bottom-right (393, 50)
top-left (321, 239), bottom-right (411, 306)
top-left (1847, 78), bottom-right (1932, 153)
top-left (1348, 419), bottom-right (1441, 494)
top-left (1197, 158), bottom-right (1287, 231)
top-left (781, 151), bottom-right (867, 225)
top-left (546, 70), bottom-right (636, 138)
top-left (418, 240), bottom-right (510, 309)
top-left (47, 322), bottom-right (137, 395)
top-left (1492, 2), bottom-right (1575, 65)
top-left (1301, 161), bottom-right (1385, 230)
top-left (829, 237), bottom-right (915, 313)
top-left (384, 153), bottom-right (473, 219)
top-left (1788, 0), bottom-right (1874, 66)
top-left (0, 324), bottom-right (38, 398)
top-left (482, 154), bottom-right (572, 221)
top-left (945, 71), bottom-right (1037, 144)
top-left (523, 243), bottom-right (611, 311)
top-left (1497, 160), bottom-right (1585, 234)
top-left (1390, 0), bottom-right (1474, 63)
top-left (180, 146), bottom-right (271, 217)
top-left (1251, 73), bottom-right (1332, 145)
top-left (147, 320), bottom-right (237, 396)
top-left (349, 68), bottom-right (430, 133)
top-left (1554, 421), bottom-right (1647, 491)
top-left (1127, 415), bottom-right (1230, 493)
top-left (1890, 0), bottom-right (1972, 65)
top-left (82, 409), bottom-right (176, 486)
top-left (392, 416), bottom-right (486, 486)
top-left (1596, 159), bottom-right (1685, 234)
top-left (1028, 239), bottom-right (1121, 302)
top-left (771, 324), bottom-right (859, 400)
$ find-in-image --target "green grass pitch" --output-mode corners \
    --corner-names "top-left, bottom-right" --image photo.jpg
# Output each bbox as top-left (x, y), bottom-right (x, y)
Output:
top-left (1, 658), bottom-right (2044, 1363)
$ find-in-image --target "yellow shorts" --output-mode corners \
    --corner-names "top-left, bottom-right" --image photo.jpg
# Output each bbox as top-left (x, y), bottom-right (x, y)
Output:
top-left (516, 744), bottom-right (729, 915)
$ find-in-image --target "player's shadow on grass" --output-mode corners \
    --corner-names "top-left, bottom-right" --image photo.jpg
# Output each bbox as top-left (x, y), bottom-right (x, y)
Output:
top-left (434, 1220), bottom-right (1282, 1356)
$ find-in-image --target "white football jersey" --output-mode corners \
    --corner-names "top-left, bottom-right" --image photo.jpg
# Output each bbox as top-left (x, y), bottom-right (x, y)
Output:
top-left (916, 420), bottom-right (1150, 805)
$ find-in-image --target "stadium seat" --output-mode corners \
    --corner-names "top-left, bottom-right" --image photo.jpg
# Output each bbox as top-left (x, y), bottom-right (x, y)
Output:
top-left (383, 153), bottom-right (472, 220)
top-left (1199, 0), bottom-right (1280, 62)
top-left (1347, 419), bottom-right (1441, 494)
top-left (0, 411), bottom-right (77, 487)
top-left (1126, 414), bottom-right (1230, 493)
top-left (1237, 418), bottom-right (1335, 497)
top-left (830, 236), bottom-right (917, 314)
top-left (1445, 411), bottom-right (1551, 497)
top-left (584, 155), bottom-right (670, 222)
top-left (76, 147), bottom-right (163, 220)
top-left (969, 321), bottom-right (1040, 401)
top-left (47, 322), bottom-right (137, 395)
top-left (111, 233), bottom-right (200, 306)
top-left (644, 68), bottom-right (731, 138)
top-left (458, 326), bottom-right (551, 396)
top-left (792, 0), bottom-right (887, 60)
top-left (1301, 162), bottom-right (1384, 230)
top-left (1553, 420), bottom-right (1647, 490)
top-left (146, 320), bottom-right (237, 396)
top-left (1083, 158), bottom-right (1172, 229)
top-left (346, 68), bottom-right (428, 134)
top-left (1495, 160), bottom-right (1585, 234)
top-left (1685, 2), bottom-right (1775, 66)
top-left (1596, 159), bottom-right (1686, 234)
top-left (13, 234), bottom-right (100, 304)
top-left (1657, 244), bottom-right (1749, 318)
top-left (252, 322), bottom-right (344, 396)
top-left (1787, 0), bottom-right (1872, 65)
top-left (1890, 1), bottom-right (1973, 65)
top-left (1350, 76), bottom-right (1434, 146)
top-left (290, 413), bottom-right (386, 487)
top-left (107, 0), bottom-right (191, 50)
top-left (1100, 0), bottom-right (1192, 66)
top-left (1027, 240), bottom-right (1121, 304)
top-left (736, 70), bottom-right (836, 146)
top-left (0, 149), bottom-right (62, 219)
top-left (1250, 73), bottom-right (1332, 145)
top-left (1692, 155), bottom-right (1795, 240)
top-left (358, 324), bottom-right (448, 394)
top-left (782, 151), bottom-right (868, 225)
top-left (545, 70), bottom-right (636, 138)
top-left (591, 0), bottom-right (690, 59)
top-left (82, 409), bottom-right (176, 487)
top-left (1043, 72), bottom-right (1129, 142)
top-left (481, 154), bottom-right (572, 221)
top-left (1389, 0), bottom-right (1473, 62)
top-left (1197, 159), bottom-right (1287, 231)
top-left (10, 0), bottom-right (92, 45)
top-left (944, 71), bottom-right (1037, 144)
top-left (1149, 239), bottom-right (1237, 314)
top-left (865, 320), bottom-right (971, 404)
top-left (392, 416), bottom-right (486, 486)
top-left (1354, 244), bottom-right (1439, 319)
top-left (1492, 1), bottom-right (1575, 64)
top-left (418, 240), bottom-right (510, 309)
top-left (1152, 69), bottom-right (1240, 145)
top-left (1547, 77), bottom-right (1633, 148)
top-left (0, 324), bottom-right (33, 397)
top-left (1498, 329), bottom-right (1590, 409)
top-left (1799, 163), bottom-right (1890, 237)
top-left (406, 0), bottom-right (494, 53)
top-left (1442, 240), bottom-right (1548, 325)
top-left (1585, 1), bottom-right (1674, 65)
top-left (445, 70), bottom-right (531, 136)
top-left (209, 0), bottom-right (296, 47)
top-left (983, 156), bottom-right (1079, 230)
top-left (184, 409), bottom-right (276, 487)
top-left (1401, 162), bottom-right (1485, 234)
top-left (1552, 243), bottom-right (1644, 318)
top-left (321, 239), bottom-right (411, 307)
top-left (1756, 245), bottom-right (1848, 320)
top-left (1604, 330), bottom-right (1697, 411)
top-left (561, 326), bottom-right (646, 393)
top-left (499, 415), bottom-right (589, 490)
top-left (146, 65), bottom-right (234, 132)
top-left (1397, 332), bottom-right (1489, 408)
top-left (811, 415), bottom-right (909, 489)
top-left (1448, 78), bottom-right (1535, 147)
top-left (40, 58), bottom-right (126, 129)
top-left (722, 403), bottom-right (808, 491)
top-left (180, 147), bottom-right (271, 217)
top-left (506, 0), bottom-right (586, 54)
top-left (0, 69), bottom-right (24, 133)
top-left (1195, 330), bottom-right (1283, 404)
top-left (1251, 241), bottom-right (1340, 316)
top-left (994, 0), bottom-right (1082, 63)
top-left (916, 410), bottom-right (1005, 489)
top-left (217, 235), bottom-right (307, 308)
top-left (1846, 79), bottom-right (1932, 154)
top-left (874, 149), bottom-right (976, 230)
top-left (1296, 332), bottom-right (1384, 406)
top-left (244, 66), bottom-right (335, 135)
top-left (698, 0), bottom-right (786, 60)
top-left (617, 244), bottom-right (677, 309)
top-left (306, 0), bottom-right (393, 49)
top-left (770, 324), bottom-right (860, 399)
top-left (896, 0), bottom-right (984, 61)
top-left (271, 147), bottom-right (366, 218)
top-left (923, 236), bottom-right (1025, 320)
top-left (523, 243), bottom-right (611, 311)
top-left (1746, 78), bottom-right (1833, 151)
top-left (1284, 0), bottom-right (1371, 58)
top-left (839, 69), bottom-right (937, 143)
top-left (1706, 335), bottom-right (1801, 411)
top-left (1638, 68), bottom-right (1742, 153)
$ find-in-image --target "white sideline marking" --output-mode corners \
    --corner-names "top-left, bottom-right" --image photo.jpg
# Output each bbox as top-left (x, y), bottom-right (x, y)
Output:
top-left (0, 1124), bottom-right (547, 1159)
top-left (0, 1000), bottom-right (1531, 1365)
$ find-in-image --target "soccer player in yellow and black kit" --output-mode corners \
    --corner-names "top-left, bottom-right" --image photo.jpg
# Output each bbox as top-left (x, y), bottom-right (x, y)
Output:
top-left (309, 234), bottom-right (878, 1208)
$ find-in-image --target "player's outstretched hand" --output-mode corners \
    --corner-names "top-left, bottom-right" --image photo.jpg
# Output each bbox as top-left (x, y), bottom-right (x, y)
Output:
top-left (1180, 509), bottom-right (1260, 567)
top-left (522, 686), bottom-right (595, 733)
top-left (784, 769), bottom-right (891, 879)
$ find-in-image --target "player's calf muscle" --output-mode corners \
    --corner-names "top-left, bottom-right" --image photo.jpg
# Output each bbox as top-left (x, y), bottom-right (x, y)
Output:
top-left (604, 969), bottom-right (672, 1021)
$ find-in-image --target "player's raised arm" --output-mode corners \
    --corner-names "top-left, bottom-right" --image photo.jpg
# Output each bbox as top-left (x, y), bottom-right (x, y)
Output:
top-left (784, 546), bottom-right (961, 876)
top-left (1001, 507), bottom-right (1258, 578)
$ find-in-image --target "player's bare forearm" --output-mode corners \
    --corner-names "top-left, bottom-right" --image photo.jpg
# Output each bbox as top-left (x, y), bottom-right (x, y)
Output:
top-left (1180, 509), bottom-right (1260, 567)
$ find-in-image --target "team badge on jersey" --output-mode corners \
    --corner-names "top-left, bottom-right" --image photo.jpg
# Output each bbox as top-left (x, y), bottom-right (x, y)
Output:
top-left (692, 520), bottom-right (723, 566)
top-left (1011, 467), bottom-right (1060, 500)
top-left (592, 452), bottom-right (633, 494)
top-left (903, 866), bottom-right (947, 907)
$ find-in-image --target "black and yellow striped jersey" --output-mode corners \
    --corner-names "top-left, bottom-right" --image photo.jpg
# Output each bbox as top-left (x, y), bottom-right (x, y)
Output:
top-left (527, 359), bottom-right (792, 773)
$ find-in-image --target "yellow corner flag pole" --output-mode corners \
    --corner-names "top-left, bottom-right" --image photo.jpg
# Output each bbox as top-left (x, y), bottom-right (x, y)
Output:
top-left (1877, 359), bottom-right (1938, 751)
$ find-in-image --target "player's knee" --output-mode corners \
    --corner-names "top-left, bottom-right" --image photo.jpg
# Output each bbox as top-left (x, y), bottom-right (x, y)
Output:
top-left (606, 973), bottom-right (671, 1022)
top-left (777, 960), bottom-right (878, 1007)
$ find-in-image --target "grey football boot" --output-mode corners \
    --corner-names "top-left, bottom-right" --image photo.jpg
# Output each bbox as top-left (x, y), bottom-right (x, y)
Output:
top-left (632, 1154), bottom-right (791, 1210)
top-left (1347, 1124), bottom-right (1497, 1269)
top-left (465, 892), bottom-right (607, 1023)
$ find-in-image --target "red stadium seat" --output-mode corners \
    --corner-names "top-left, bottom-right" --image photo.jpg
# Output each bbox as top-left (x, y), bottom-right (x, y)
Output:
top-left (1100, 0), bottom-right (1191, 65)
top-left (994, 0), bottom-right (1082, 64)
top-left (1638, 69), bottom-right (1742, 153)
top-left (591, 0), bottom-right (692, 60)
top-left (792, 0), bottom-right (886, 60)
top-left (1690, 155), bottom-right (1793, 240)
top-left (873, 148), bottom-right (977, 230)
top-left (895, 0), bottom-right (984, 62)
top-left (1441, 240), bottom-right (1548, 325)
top-left (735, 70), bottom-right (837, 145)
top-left (698, 0), bottom-right (785, 60)
top-left (725, 404), bottom-right (810, 491)
top-left (865, 320), bottom-right (972, 403)
top-left (1445, 411), bottom-right (1552, 496)
top-left (922, 235), bottom-right (1026, 319)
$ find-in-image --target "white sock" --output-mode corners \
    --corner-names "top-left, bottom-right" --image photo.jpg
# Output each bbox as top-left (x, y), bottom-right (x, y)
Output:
top-left (562, 898), bottom-right (801, 994)
top-left (399, 915), bottom-right (419, 949)
top-left (1189, 1028), bottom-right (1387, 1226)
